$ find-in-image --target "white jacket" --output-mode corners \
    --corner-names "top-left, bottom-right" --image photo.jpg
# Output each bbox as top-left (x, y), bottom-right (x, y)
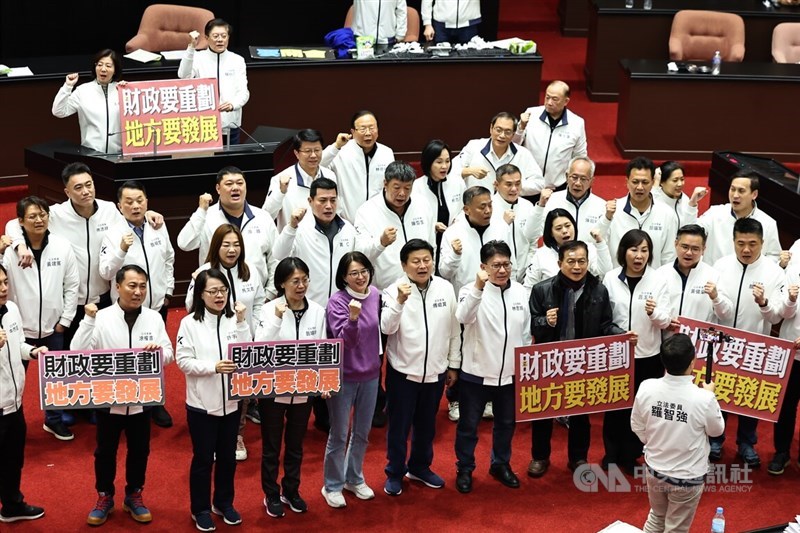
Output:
top-left (262, 163), bottom-right (337, 232)
top-left (352, 0), bottom-right (408, 43)
top-left (381, 275), bottom-right (461, 382)
top-left (652, 187), bottom-right (697, 230)
top-left (523, 241), bottom-right (612, 291)
top-left (491, 193), bottom-right (539, 282)
top-left (454, 138), bottom-right (544, 196)
top-left (1, 234), bottom-right (79, 339)
top-left (712, 254), bottom-right (785, 335)
top-left (0, 302), bottom-right (33, 415)
top-left (354, 194), bottom-right (436, 291)
top-left (52, 80), bottom-right (121, 153)
top-left (255, 297), bottom-right (327, 404)
top-left (421, 0), bottom-right (481, 27)
top-left (513, 107), bottom-right (587, 189)
top-left (603, 267), bottom-right (672, 358)
top-left (697, 202), bottom-right (781, 266)
top-left (787, 239), bottom-right (800, 271)
top-left (71, 303), bottom-right (174, 416)
top-left (273, 215), bottom-right (383, 305)
top-left (176, 310), bottom-right (251, 417)
top-left (632, 374), bottom-right (724, 480)
top-left (321, 139), bottom-right (395, 222)
top-left (177, 202), bottom-right (278, 299)
top-left (456, 281), bottom-right (531, 386)
top-left (412, 175), bottom-right (465, 227)
top-left (597, 195), bottom-right (678, 268)
top-left (99, 221), bottom-right (175, 310)
top-left (536, 189), bottom-right (609, 244)
top-left (779, 265), bottom-right (800, 361)
top-left (655, 260), bottom-right (732, 324)
top-left (6, 199), bottom-right (124, 304)
top-left (177, 47), bottom-right (249, 133)
top-left (185, 262), bottom-right (265, 336)
top-left (439, 212), bottom-right (509, 294)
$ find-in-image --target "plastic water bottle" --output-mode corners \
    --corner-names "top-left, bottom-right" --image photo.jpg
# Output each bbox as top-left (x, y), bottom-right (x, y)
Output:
top-left (625, 0), bottom-right (634, 8)
top-left (711, 51), bottom-right (722, 75)
top-left (711, 507), bottom-right (725, 532)
top-left (643, 0), bottom-right (652, 9)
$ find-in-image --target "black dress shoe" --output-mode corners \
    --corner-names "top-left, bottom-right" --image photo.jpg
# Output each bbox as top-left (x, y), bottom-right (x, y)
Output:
top-left (489, 464), bottom-right (520, 488)
top-left (456, 470), bottom-right (472, 493)
top-left (151, 405), bottom-right (173, 428)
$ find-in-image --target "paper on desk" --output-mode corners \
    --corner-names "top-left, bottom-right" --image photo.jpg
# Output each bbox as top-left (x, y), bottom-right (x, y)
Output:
top-left (280, 48), bottom-right (304, 58)
top-left (160, 50), bottom-right (186, 61)
top-left (7, 67), bottom-right (33, 77)
top-left (124, 49), bottom-right (162, 63)
top-left (303, 49), bottom-right (327, 59)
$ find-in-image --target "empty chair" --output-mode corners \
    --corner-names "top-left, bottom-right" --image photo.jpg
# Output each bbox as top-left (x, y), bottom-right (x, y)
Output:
top-left (126, 4), bottom-right (215, 53)
top-left (344, 5), bottom-right (421, 42)
top-left (772, 23), bottom-right (800, 63)
top-left (668, 10), bottom-right (745, 62)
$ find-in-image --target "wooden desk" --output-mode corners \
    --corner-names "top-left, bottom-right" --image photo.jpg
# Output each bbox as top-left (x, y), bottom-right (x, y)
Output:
top-left (560, 0), bottom-right (591, 36)
top-left (585, 0), bottom-right (800, 101)
top-left (0, 51), bottom-right (542, 181)
top-left (615, 59), bottom-right (800, 161)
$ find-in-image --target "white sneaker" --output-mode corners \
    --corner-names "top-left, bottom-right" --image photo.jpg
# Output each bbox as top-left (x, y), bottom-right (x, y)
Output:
top-left (482, 401), bottom-right (494, 419)
top-left (321, 487), bottom-right (346, 508)
top-left (344, 482), bottom-right (375, 500)
top-left (235, 435), bottom-right (247, 461)
top-left (448, 401), bottom-right (460, 422)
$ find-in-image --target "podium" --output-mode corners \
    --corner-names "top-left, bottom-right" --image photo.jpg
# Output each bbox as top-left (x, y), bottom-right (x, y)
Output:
top-left (24, 126), bottom-right (298, 300)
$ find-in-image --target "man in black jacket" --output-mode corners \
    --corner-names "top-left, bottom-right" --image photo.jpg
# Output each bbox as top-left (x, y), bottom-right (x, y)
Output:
top-left (527, 240), bottom-right (627, 477)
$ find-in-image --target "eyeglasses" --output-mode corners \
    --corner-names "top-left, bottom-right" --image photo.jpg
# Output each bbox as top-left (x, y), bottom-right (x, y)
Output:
top-left (297, 148), bottom-right (322, 155)
top-left (567, 174), bottom-right (591, 183)
top-left (288, 277), bottom-right (310, 287)
top-left (25, 213), bottom-right (49, 221)
top-left (678, 244), bottom-right (703, 254)
top-left (487, 262), bottom-right (512, 271)
top-left (347, 269), bottom-right (369, 278)
top-left (354, 125), bottom-right (377, 134)
top-left (492, 127), bottom-right (514, 137)
top-left (203, 287), bottom-right (229, 296)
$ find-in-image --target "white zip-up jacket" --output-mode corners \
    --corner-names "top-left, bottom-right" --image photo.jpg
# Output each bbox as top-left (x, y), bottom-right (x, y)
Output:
top-left (597, 195), bottom-right (678, 268)
top-left (71, 303), bottom-right (174, 416)
top-left (381, 275), bottom-right (461, 382)
top-left (491, 193), bottom-right (539, 282)
top-left (99, 221), bottom-right (175, 310)
top-left (603, 267), bottom-right (672, 358)
top-left (7, 199), bottom-right (124, 305)
top-left (697, 202), bottom-right (781, 266)
top-left (177, 47), bottom-right (249, 134)
top-left (1, 234), bottom-right (79, 339)
top-left (321, 139), bottom-right (395, 222)
top-left (652, 187), bottom-right (697, 230)
top-left (352, 0), bottom-right (408, 43)
top-left (185, 262), bottom-right (265, 336)
top-left (456, 280), bottom-right (532, 386)
top-left (523, 241), bottom-right (612, 291)
top-left (52, 80), bottom-right (121, 153)
top-left (655, 260), bottom-right (733, 324)
top-left (421, 0), bottom-right (481, 27)
top-left (632, 374), bottom-right (724, 480)
top-left (536, 189), bottom-right (609, 244)
top-left (262, 163), bottom-right (337, 232)
top-left (176, 310), bottom-right (251, 417)
top-left (786, 238), bottom-right (800, 271)
top-left (454, 138), bottom-right (544, 196)
top-left (513, 107), bottom-right (587, 189)
top-left (712, 254), bottom-right (785, 335)
top-left (412, 175), bottom-right (465, 227)
top-left (177, 202), bottom-right (278, 299)
top-left (255, 297), bottom-right (327, 404)
top-left (273, 215), bottom-right (383, 305)
top-left (778, 265), bottom-right (800, 361)
top-left (354, 195), bottom-right (436, 291)
top-left (439, 213), bottom-right (509, 294)
top-left (0, 302), bottom-right (33, 415)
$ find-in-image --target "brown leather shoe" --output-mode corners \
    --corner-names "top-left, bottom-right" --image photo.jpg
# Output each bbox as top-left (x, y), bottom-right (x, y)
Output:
top-left (568, 459), bottom-right (588, 472)
top-left (527, 459), bottom-right (550, 478)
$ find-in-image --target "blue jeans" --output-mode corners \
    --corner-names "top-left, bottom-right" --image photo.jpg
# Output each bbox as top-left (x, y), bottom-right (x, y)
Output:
top-left (27, 333), bottom-right (64, 425)
top-left (455, 380), bottom-right (516, 472)
top-left (710, 413), bottom-right (758, 447)
top-left (323, 379), bottom-right (378, 492)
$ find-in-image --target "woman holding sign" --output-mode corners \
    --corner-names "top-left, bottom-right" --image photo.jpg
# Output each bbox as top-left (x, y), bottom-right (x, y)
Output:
top-left (176, 269), bottom-right (250, 532)
top-left (52, 49), bottom-right (123, 154)
top-left (321, 252), bottom-right (382, 508)
top-left (254, 257), bottom-right (326, 518)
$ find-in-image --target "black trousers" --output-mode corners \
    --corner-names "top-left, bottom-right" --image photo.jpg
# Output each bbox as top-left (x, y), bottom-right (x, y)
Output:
top-left (455, 381), bottom-right (516, 472)
top-left (602, 354), bottom-right (664, 466)
top-left (186, 407), bottom-right (240, 515)
top-left (65, 291), bottom-right (112, 350)
top-left (0, 408), bottom-right (26, 509)
top-left (258, 398), bottom-right (313, 499)
top-left (774, 363), bottom-right (800, 453)
top-left (94, 410), bottom-right (151, 496)
top-left (531, 414), bottom-right (591, 462)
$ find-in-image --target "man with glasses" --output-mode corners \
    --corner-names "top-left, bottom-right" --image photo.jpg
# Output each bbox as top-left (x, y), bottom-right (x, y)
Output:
top-left (263, 129), bottom-right (337, 232)
top-left (321, 110), bottom-right (395, 222)
top-left (178, 18), bottom-right (249, 145)
top-left (513, 80), bottom-right (587, 192)
top-left (453, 112), bottom-right (543, 200)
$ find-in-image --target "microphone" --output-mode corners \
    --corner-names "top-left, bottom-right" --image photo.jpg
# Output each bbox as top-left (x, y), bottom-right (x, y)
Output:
top-left (228, 123), bottom-right (268, 152)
